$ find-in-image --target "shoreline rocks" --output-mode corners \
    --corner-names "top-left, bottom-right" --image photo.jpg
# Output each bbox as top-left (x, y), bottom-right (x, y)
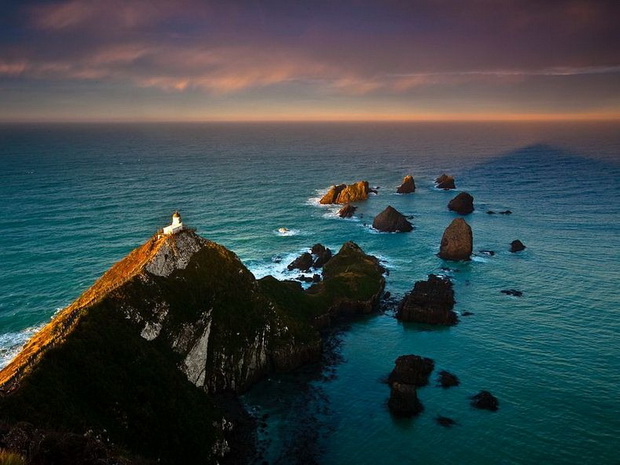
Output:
top-left (372, 206), bottom-right (413, 232)
top-left (396, 275), bottom-right (457, 325)
top-left (396, 175), bottom-right (416, 194)
top-left (448, 192), bottom-right (474, 215)
top-left (320, 181), bottom-right (371, 204)
top-left (438, 218), bottom-right (473, 261)
top-left (287, 244), bottom-right (333, 271)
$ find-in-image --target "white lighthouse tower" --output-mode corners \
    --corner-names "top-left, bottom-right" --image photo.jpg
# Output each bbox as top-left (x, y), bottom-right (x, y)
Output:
top-left (163, 211), bottom-right (184, 235)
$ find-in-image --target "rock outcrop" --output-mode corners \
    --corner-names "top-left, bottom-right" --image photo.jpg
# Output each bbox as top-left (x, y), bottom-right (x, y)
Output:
top-left (471, 391), bottom-right (499, 411)
top-left (0, 230), bottom-right (385, 464)
top-left (319, 181), bottom-right (371, 204)
top-left (288, 244), bottom-right (333, 271)
top-left (510, 240), bottom-right (526, 252)
top-left (396, 274), bottom-right (457, 325)
top-left (287, 252), bottom-right (314, 271)
top-left (438, 218), bottom-right (473, 261)
top-left (388, 355), bottom-right (435, 387)
top-left (435, 174), bottom-right (456, 189)
top-left (372, 206), bottom-right (413, 232)
top-left (338, 204), bottom-right (357, 218)
top-left (388, 382), bottom-right (423, 417)
top-left (448, 192), bottom-right (474, 214)
top-left (396, 175), bottom-right (416, 194)
top-left (437, 370), bottom-right (460, 388)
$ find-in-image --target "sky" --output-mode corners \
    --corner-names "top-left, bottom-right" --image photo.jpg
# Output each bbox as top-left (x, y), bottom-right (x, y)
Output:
top-left (1, 0), bottom-right (619, 122)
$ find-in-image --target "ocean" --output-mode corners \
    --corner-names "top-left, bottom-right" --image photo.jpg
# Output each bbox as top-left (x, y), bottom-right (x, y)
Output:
top-left (1, 121), bottom-right (619, 464)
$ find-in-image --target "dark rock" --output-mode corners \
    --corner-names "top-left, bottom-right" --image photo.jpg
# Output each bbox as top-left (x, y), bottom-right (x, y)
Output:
top-left (312, 274), bottom-right (321, 283)
top-left (437, 370), bottom-right (460, 388)
top-left (510, 240), bottom-right (526, 253)
top-left (448, 192), bottom-right (474, 215)
top-left (287, 252), bottom-right (314, 271)
top-left (486, 210), bottom-right (496, 214)
top-left (383, 291), bottom-right (391, 300)
top-left (397, 275), bottom-right (457, 325)
top-left (435, 174), bottom-right (456, 189)
top-left (436, 416), bottom-right (457, 427)
top-left (338, 204), bottom-right (357, 218)
top-left (396, 175), bottom-right (416, 194)
top-left (311, 244), bottom-right (332, 268)
top-left (388, 382), bottom-right (423, 417)
top-left (438, 218), bottom-right (473, 261)
top-left (461, 311), bottom-right (474, 317)
top-left (320, 181), bottom-right (370, 204)
top-left (471, 390), bottom-right (499, 411)
top-left (501, 289), bottom-right (523, 297)
top-left (388, 354), bottom-right (435, 387)
top-left (499, 210), bottom-right (512, 215)
top-left (297, 275), bottom-right (314, 283)
top-left (372, 206), bottom-right (413, 232)
top-left (479, 250), bottom-right (495, 256)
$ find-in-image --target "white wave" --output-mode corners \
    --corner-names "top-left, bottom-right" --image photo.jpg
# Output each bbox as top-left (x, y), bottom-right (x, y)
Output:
top-left (0, 325), bottom-right (41, 369)
top-left (471, 256), bottom-right (489, 263)
top-left (274, 228), bottom-right (300, 237)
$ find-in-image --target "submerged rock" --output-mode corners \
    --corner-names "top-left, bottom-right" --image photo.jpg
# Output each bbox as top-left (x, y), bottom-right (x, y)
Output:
top-left (396, 275), bottom-right (457, 325)
top-left (436, 416), bottom-right (457, 427)
top-left (501, 289), bottom-right (523, 297)
top-left (437, 370), bottom-right (460, 388)
top-left (448, 192), bottom-right (474, 215)
top-left (439, 218), bottom-right (473, 261)
top-left (338, 204), bottom-right (357, 218)
top-left (396, 175), bottom-right (416, 194)
top-left (372, 206), bottom-right (413, 232)
top-left (388, 382), bottom-right (423, 417)
top-left (471, 391), bottom-right (499, 411)
top-left (319, 181), bottom-right (371, 204)
top-left (510, 240), bottom-right (526, 252)
top-left (388, 355), bottom-right (435, 387)
top-left (435, 174), bottom-right (456, 189)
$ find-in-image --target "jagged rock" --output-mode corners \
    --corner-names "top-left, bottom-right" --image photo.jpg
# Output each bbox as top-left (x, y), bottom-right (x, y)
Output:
top-left (510, 240), bottom-right (526, 252)
top-left (388, 382), bottom-right (423, 417)
top-left (501, 289), bottom-right (523, 297)
top-left (448, 192), bottom-right (474, 215)
top-left (397, 274), bottom-right (457, 325)
top-left (439, 218), bottom-right (473, 261)
top-left (338, 204), bottom-right (357, 218)
top-left (436, 416), bottom-right (457, 427)
top-left (319, 181), bottom-right (370, 204)
top-left (471, 391), bottom-right (499, 411)
top-left (287, 252), bottom-right (313, 271)
top-left (388, 355), bottom-right (435, 387)
top-left (0, 229), bottom-right (385, 465)
top-left (372, 206), bottom-right (413, 232)
top-left (396, 175), bottom-right (416, 194)
top-left (436, 174), bottom-right (456, 189)
top-left (310, 244), bottom-right (332, 268)
top-left (437, 370), bottom-right (460, 388)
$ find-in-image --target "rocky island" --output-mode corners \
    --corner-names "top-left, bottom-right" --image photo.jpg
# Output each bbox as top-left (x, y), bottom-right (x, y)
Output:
top-left (0, 222), bottom-right (385, 464)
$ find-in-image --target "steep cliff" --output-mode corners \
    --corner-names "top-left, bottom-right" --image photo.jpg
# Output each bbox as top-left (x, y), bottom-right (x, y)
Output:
top-left (0, 230), bottom-right (385, 464)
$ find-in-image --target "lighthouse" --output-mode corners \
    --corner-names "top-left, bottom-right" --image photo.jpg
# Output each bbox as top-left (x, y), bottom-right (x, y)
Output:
top-left (163, 211), bottom-right (184, 235)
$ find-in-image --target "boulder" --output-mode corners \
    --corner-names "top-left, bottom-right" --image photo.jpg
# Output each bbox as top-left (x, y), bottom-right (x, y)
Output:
top-left (510, 240), bottom-right (526, 253)
top-left (310, 244), bottom-right (332, 268)
top-left (338, 204), bottom-right (357, 218)
top-left (388, 355), bottom-right (435, 387)
top-left (447, 192), bottom-right (474, 215)
top-left (396, 175), bottom-right (416, 194)
top-left (471, 391), bottom-right (499, 411)
top-left (287, 252), bottom-right (313, 272)
top-left (396, 274), bottom-right (457, 325)
top-left (372, 206), bottom-right (413, 232)
top-left (437, 370), bottom-right (460, 388)
top-left (388, 382), bottom-right (423, 417)
top-left (319, 181), bottom-right (370, 204)
top-left (438, 218), bottom-right (472, 261)
top-left (436, 174), bottom-right (456, 189)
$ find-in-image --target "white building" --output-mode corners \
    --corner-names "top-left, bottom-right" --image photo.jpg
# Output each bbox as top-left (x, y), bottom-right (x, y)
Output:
top-left (163, 211), bottom-right (184, 235)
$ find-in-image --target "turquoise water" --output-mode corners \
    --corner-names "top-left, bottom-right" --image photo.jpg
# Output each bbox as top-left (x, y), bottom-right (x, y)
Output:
top-left (1, 122), bottom-right (619, 464)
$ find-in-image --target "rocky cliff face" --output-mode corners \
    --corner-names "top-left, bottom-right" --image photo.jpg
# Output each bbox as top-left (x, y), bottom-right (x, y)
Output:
top-left (0, 230), bottom-right (385, 465)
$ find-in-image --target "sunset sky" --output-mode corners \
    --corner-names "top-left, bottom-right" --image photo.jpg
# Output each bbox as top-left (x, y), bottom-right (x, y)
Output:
top-left (1, 0), bottom-right (619, 122)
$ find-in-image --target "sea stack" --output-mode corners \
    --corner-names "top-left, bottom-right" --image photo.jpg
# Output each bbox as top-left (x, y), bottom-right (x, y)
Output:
top-left (510, 240), bottom-right (526, 252)
top-left (448, 192), bottom-right (474, 214)
top-left (436, 174), bottom-right (456, 189)
top-left (396, 275), bottom-right (457, 325)
top-left (320, 181), bottom-right (371, 204)
top-left (338, 204), bottom-right (357, 218)
top-left (372, 206), bottom-right (413, 232)
top-left (439, 218), bottom-right (472, 260)
top-left (396, 175), bottom-right (416, 194)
